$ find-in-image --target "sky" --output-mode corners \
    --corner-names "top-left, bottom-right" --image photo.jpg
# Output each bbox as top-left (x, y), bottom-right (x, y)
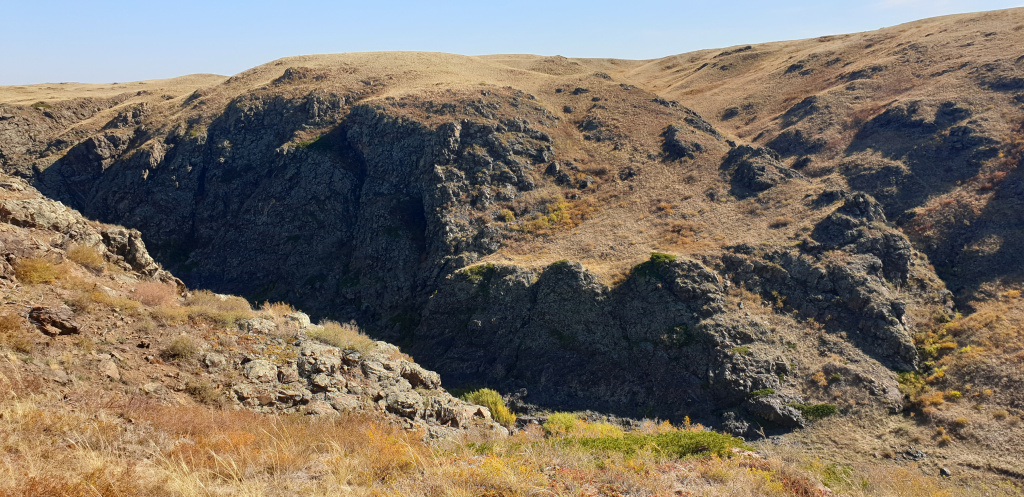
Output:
top-left (2, 0), bottom-right (1022, 85)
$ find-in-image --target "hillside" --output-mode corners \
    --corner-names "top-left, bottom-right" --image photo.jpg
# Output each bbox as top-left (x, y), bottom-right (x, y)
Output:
top-left (2, 6), bottom-right (1024, 494)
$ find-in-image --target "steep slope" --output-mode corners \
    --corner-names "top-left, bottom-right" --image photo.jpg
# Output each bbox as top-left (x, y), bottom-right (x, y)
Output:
top-left (0, 172), bottom-right (505, 439)
top-left (623, 7), bottom-right (1024, 304)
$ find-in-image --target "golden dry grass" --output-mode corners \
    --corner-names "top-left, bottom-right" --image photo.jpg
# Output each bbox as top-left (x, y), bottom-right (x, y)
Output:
top-left (66, 243), bottom-right (106, 271)
top-left (0, 377), bottom-right (1012, 497)
top-left (13, 257), bottom-right (64, 284)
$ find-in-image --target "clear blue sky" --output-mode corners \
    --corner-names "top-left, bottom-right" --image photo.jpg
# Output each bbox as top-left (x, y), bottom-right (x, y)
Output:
top-left (2, 0), bottom-right (1022, 85)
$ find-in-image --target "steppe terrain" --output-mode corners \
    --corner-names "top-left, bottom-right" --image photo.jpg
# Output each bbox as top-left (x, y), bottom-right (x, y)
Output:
top-left (3, 7), bottom-right (1024, 496)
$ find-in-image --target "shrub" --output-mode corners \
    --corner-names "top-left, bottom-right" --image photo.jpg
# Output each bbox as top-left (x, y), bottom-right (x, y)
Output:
top-left (649, 252), bottom-right (677, 265)
top-left (132, 281), bottom-right (177, 307)
top-left (544, 412), bottom-right (583, 436)
top-left (308, 321), bottom-right (376, 354)
top-left (185, 290), bottom-right (252, 326)
top-left (634, 252), bottom-right (678, 279)
top-left (0, 311), bottom-right (33, 353)
top-left (461, 388), bottom-right (516, 429)
top-left (66, 244), bottom-right (105, 271)
top-left (463, 263), bottom-right (497, 284)
top-left (260, 301), bottom-right (295, 316)
top-left (185, 379), bottom-right (221, 405)
top-left (150, 304), bottom-right (190, 325)
top-left (769, 216), bottom-right (793, 228)
top-left (788, 402), bottom-right (839, 421)
top-left (569, 430), bottom-right (748, 459)
top-left (161, 335), bottom-right (200, 361)
top-left (731, 346), bottom-right (751, 356)
top-left (497, 208), bottom-right (515, 222)
top-left (749, 388), bottom-right (776, 398)
top-left (14, 258), bottom-right (62, 284)
top-left (89, 290), bottom-right (142, 315)
top-left (579, 421), bottom-right (625, 439)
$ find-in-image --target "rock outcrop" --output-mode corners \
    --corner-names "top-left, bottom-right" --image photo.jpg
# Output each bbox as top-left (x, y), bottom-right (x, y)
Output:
top-left (229, 339), bottom-right (505, 438)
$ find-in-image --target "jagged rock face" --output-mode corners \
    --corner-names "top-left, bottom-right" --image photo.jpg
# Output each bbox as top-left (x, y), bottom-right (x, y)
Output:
top-left (408, 251), bottom-right (911, 431)
top-left (0, 176), bottom-right (177, 280)
top-left (721, 145), bottom-right (803, 198)
top-left (721, 193), bottom-right (947, 371)
top-left (35, 91), bottom-right (555, 321)
top-left (2, 79), bottom-right (941, 432)
top-left (413, 259), bottom-right (786, 420)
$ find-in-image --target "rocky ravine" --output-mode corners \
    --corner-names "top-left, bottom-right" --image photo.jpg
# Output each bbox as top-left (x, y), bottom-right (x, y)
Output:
top-left (0, 58), bottom-right (957, 434)
top-left (0, 173), bottom-right (505, 438)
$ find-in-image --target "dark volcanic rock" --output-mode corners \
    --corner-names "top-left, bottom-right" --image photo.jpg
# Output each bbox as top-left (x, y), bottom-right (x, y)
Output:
top-left (410, 257), bottom-right (789, 421)
top-left (766, 129), bottom-right (826, 157)
top-left (721, 193), bottom-right (929, 371)
top-left (662, 124), bottom-right (706, 160)
top-left (721, 145), bottom-right (802, 198)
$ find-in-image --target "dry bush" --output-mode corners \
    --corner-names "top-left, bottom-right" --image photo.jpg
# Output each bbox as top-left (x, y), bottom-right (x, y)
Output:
top-left (260, 300), bottom-right (296, 316)
top-left (88, 290), bottom-right (142, 315)
top-left (184, 379), bottom-right (222, 405)
top-left (769, 216), bottom-right (794, 228)
top-left (14, 257), bottom-right (63, 284)
top-left (0, 311), bottom-right (33, 354)
top-left (149, 304), bottom-right (189, 325)
top-left (131, 280), bottom-right (177, 306)
top-left (308, 320), bottom-right (376, 354)
top-left (185, 289), bottom-right (252, 326)
top-left (66, 243), bottom-right (105, 271)
top-left (161, 335), bottom-right (200, 361)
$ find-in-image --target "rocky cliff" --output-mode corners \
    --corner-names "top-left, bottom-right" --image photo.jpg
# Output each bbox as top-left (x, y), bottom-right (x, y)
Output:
top-left (6, 11), bottom-right (1022, 433)
top-left (0, 172), bottom-right (504, 438)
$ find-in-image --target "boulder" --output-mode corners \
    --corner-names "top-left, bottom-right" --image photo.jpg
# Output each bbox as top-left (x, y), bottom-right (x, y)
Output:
top-left (243, 360), bottom-right (278, 383)
top-left (28, 306), bottom-right (80, 336)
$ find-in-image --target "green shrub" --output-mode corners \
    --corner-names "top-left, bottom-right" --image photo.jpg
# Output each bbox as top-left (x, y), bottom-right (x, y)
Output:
top-left (648, 252), bottom-right (677, 265)
top-left (544, 412), bottom-right (582, 436)
top-left (463, 264), bottom-right (497, 284)
top-left (634, 252), bottom-right (678, 279)
top-left (749, 388), bottom-right (776, 398)
top-left (731, 346), bottom-right (751, 356)
top-left (788, 402), bottom-right (839, 421)
top-left (461, 388), bottom-right (516, 429)
top-left (497, 208), bottom-right (515, 222)
top-left (569, 430), bottom-right (748, 459)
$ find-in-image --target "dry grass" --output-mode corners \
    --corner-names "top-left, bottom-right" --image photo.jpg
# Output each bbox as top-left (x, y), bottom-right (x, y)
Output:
top-left (0, 385), bottom-right (1004, 497)
top-left (171, 290), bottom-right (254, 327)
top-left (307, 320), bottom-right (376, 354)
top-left (0, 311), bottom-right (33, 354)
top-left (66, 243), bottom-right (105, 271)
top-left (161, 335), bottom-right (201, 362)
top-left (13, 257), bottom-right (63, 284)
top-left (131, 280), bottom-right (178, 306)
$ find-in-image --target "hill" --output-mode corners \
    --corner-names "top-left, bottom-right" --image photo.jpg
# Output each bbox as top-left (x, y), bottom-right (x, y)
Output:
top-left (2, 7), bottom-right (1024, 493)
